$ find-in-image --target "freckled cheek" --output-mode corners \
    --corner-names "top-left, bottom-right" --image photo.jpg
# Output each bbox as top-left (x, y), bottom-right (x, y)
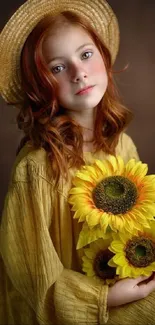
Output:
top-left (57, 78), bottom-right (71, 98)
top-left (90, 59), bottom-right (107, 78)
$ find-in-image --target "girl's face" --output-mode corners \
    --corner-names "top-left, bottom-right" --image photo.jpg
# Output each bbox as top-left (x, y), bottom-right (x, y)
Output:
top-left (43, 23), bottom-right (108, 113)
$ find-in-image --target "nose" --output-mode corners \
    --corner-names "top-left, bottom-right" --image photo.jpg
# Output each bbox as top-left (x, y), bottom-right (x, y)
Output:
top-left (70, 63), bottom-right (87, 83)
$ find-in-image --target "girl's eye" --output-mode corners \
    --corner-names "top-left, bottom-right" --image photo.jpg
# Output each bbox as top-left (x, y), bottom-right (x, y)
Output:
top-left (81, 51), bottom-right (93, 59)
top-left (51, 65), bottom-right (65, 74)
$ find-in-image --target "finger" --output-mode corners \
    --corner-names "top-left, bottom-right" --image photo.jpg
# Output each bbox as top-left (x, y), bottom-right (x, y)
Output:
top-left (133, 274), bottom-right (153, 285)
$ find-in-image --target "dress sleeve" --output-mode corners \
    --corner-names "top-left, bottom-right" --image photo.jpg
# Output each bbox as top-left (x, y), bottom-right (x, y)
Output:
top-left (107, 291), bottom-right (155, 325)
top-left (0, 166), bottom-right (108, 325)
top-left (119, 133), bottom-right (140, 161)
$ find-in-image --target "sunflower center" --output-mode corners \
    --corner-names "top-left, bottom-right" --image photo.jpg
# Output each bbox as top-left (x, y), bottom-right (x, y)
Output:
top-left (125, 237), bottom-right (155, 267)
top-left (105, 182), bottom-right (124, 197)
top-left (93, 249), bottom-right (116, 279)
top-left (93, 176), bottom-right (138, 214)
top-left (135, 245), bottom-right (146, 257)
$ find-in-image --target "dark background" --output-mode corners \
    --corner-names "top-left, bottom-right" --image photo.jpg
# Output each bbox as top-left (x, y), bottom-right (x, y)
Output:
top-left (0, 0), bottom-right (155, 214)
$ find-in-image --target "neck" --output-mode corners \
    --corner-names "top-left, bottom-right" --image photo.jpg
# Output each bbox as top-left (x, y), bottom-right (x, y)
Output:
top-left (66, 107), bottom-right (96, 142)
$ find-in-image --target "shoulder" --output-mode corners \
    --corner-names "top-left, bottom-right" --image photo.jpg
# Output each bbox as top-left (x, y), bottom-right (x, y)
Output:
top-left (10, 143), bottom-right (53, 183)
top-left (118, 132), bottom-right (135, 149)
top-left (116, 132), bottom-right (140, 162)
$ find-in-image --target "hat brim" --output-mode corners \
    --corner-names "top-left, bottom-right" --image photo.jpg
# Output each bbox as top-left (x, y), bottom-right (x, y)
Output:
top-left (0, 0), bottom-right (119, 103)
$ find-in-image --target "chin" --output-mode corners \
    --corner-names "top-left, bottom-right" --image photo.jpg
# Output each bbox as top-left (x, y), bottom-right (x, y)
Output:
top-left (84, 97), bottom-right (104, 109)
top-left (61, 94), bottom-right (104, 112)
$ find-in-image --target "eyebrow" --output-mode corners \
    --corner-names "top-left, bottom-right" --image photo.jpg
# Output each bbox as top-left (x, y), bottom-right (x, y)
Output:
top-left (49, 42), bottom-right (94, 63)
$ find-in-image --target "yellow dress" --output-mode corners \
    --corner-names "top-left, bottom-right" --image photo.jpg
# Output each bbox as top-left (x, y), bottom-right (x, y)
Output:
top-left (0, 132), bottom-right (154, 325)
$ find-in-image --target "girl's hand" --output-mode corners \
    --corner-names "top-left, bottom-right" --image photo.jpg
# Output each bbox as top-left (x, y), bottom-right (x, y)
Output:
top-left (107, 273), bottom-right (155, 307)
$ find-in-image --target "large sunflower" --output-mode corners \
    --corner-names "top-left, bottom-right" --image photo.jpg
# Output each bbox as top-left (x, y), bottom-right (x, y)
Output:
top-left (108, 221), bottom-right (155, 278)
top-left (68, 156), bottom-right (155, 233)
top-left (82, 238), bottom-right (118, 285)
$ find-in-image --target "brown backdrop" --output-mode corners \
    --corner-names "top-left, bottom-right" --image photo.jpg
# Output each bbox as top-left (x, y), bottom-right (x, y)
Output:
top-left (0, 0), bottom-right (155, 214)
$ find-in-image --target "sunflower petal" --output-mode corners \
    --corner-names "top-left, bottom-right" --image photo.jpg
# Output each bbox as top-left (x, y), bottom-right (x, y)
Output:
top-left (113, 254), bottom-right (126, 265)
top-left (108, 156), bottom-right (118, 173)
top-left (72, 178), bottom-right (94, 190)
top-left (108, 258), bottom-right (117, 267)
top-left (100, 213), bottom-right (109, 232)
top-left (72, 202), bottom-right (92, 214)
top-left (120, 265), bottom-right (130, 278)
top-left (86, 269), bottom-right (96, 277)
top-left (69, 187), bottom-right (91, 195)
top-left (116, 156), bottom-right (125, 175)
top-left (84, 248), bottom-right (95, 259)
top-left (84, 165), bottom-right (100, 180)
top-left (143, 175), bottom-right (155, 183)
top-left (95, 159), bottom-right (111, 176)
top-left (86, 209), bottom-right (101, 227)
top-left (110, 240), bottom-right (124, 253)
top-left (75, 171), bottom-right (94, 183)
top-left (125, 160), bottom-right (148, 178)
top-left (125, 159), bottom-right (137, 173)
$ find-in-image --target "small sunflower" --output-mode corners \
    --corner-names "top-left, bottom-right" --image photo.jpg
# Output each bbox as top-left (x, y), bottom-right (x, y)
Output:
top-left (108, 222), bottom-right (155, 278)
top-left (69, 156), bottom-right (155, 233)
top-left (82, 238), bottom-right (118, 285)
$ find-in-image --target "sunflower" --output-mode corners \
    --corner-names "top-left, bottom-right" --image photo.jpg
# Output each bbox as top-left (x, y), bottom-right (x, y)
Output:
top-left (108, 221), bottom-right (155, 278)
top-left (68, 156), bottom-right (155, 233)
top-left (82, 238), bottom-right (118, 285)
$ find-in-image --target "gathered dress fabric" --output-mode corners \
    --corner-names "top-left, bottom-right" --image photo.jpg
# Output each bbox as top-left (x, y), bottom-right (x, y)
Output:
top-left (0, 132), bottom-right (154, 325)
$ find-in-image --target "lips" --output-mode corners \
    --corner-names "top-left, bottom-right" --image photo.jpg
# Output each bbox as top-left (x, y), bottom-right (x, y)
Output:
top-left (76, 85), bottom-right (94, 95)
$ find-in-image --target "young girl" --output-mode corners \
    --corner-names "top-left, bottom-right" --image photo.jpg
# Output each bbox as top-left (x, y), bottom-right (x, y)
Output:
top-left (0, 1), bottom-right (155, 324)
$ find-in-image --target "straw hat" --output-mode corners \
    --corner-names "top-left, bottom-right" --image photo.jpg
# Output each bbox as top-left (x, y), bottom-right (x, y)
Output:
top-left (0, 0), bottom-right (120, 104)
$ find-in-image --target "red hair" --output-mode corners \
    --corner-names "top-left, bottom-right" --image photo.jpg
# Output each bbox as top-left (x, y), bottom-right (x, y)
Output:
top-left (16, 11), bottom-right (132, 184)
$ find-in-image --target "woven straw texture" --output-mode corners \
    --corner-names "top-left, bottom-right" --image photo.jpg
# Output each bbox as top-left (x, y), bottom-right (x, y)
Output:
top-left (0, 0), bottom-right (119, 103)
